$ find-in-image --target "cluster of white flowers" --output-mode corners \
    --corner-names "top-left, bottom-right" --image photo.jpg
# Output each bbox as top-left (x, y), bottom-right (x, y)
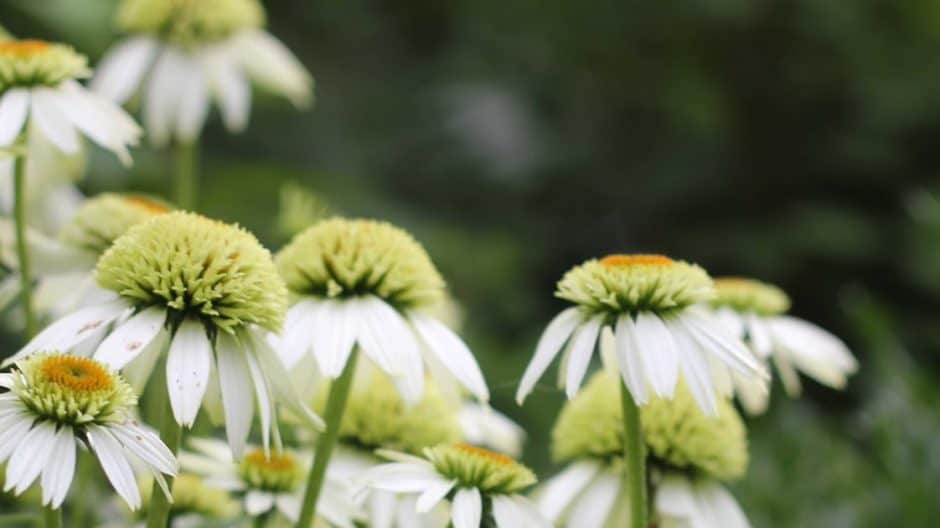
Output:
top-left (0, 3), bottom-right (859, 528)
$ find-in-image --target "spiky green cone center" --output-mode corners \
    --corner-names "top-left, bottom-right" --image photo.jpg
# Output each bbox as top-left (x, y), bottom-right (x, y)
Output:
top-left (95, 211), bottom-right (287, 334)
top-left (59, 194), bottom-right (171, 254)
top-left (117, 0), bottom-right (264, 47)
top-left (276, 217), bottom-right (445, 310)
top-left (712, 277), bottom-right (791, 316)
top-left (0, 40), bottom-right (89, 91)
top-left (426, 444), bottom-right (536, 495)
top-left (237, 449), bottom-right (302, 493)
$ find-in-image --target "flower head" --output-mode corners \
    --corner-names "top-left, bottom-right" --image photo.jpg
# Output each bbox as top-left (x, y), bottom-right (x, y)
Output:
top-left (58, 193), bottom-right (170, 254)
top-left (0, 353), bottom-right (176, 509)
top-left (712, 277), bottom-right (790, 316)
top-left (96, 211), bottom-right (286, 334)
top-left (117, 0), bottom-right (265, 47)
top-left (427, 443), bottom-right (536, 495)
top-left (0, 40), bottom-right (89, 90)
top-left (237, 448), bottom-right (303, 493)
top-left (276, 218), bottom-right (445, 310)
top-left (139, 473), bottom-right (239, 520)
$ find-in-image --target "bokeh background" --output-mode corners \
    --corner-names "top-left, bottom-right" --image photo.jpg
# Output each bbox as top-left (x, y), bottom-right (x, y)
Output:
top-left (3, 1), bottom-right (940, 526)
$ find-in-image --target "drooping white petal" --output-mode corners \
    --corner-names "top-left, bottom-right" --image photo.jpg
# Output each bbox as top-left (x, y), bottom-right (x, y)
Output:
top-left (410, 312), bottom-right (489, 402)
top-left (415, 478), bottom-right (456, 513)
top-left (246, 328), bottom-right (324, 430)
top-left (451, 488), bottom-right (482, 528)
top-left (122, 329), bottom-right (168, 394)
top-left (94, 306), bottom-right (166, 369)
top-left (666, 318), bottom-right (718, 416)
top-left (166, 319), bottom-right (213, 427)
top-left (6, 299), bottom-right (131, 365)
top-left (732, 368), bottom-right (770, 415)
top-left (245, 490), bottom-right (275, 515)
top-left (0, 88), bottom-right (29, 146)
top-left (564, 314), bottom-right (604, 398)
top-left (396, 495), bottom-right (424, 528)
top-left (231, 29), bottom-right (313, 107)
top-left (614, 314), bottom-right (648, 405)
top-left (564, 471), bottom-right (619, 528)
top-left (768, 315), bottom-right (858, 388)
top-left (368, 490), bottom-right (396, 528)
top-left (86, 425), bottom-right (142, 510)
top-left (535, 460), bottom-right (600, 521)
top-left (108, 421), bottom-right (178, 476)
top-left (633, 312), bottom-right (680, 398)
top-left (202, 46), bottom-right (251, 132)
top-left (772, 350), bottom-right (802, 397)
top-left (655, 474), bottom-right (698, 522)
top-left (458, 403), bottom-right (525, 458)
top-left (517, 307), bottom-right (583, 404)
top-left (243, 344), bottom-right (275, 455)
top-left (357, 296), bottom-right (423, 401)
top-left (357, 462), bottom-right (445, 493)
top-left (693, 481), bottom-right (751, 528)
top-left (745, 314), bottom-right (773, 359)
top-left (311, 299), bottom-right (358, 378)
top-left (40, 425), bottom-right (76, 508)
top-left (174, 56), bottom-right (211, 143)
top-left (144, 47), bottom-right (187, 147)
top-left (30, 88), bottom-right (80, 153)
top-left (278, 298), bottom-right (319, 367)
top-left (215, 331), bottom-right (254, 457)
top-left (0, 411), bottom-right (33, 462)
top-left (5, 421), bottom-right (58, 494)
top-left (91, 36), bottom-right (160, 103)
top-left (55, 81), bottom-right (142, 166)
top-left (496, 495), bottom-right (551, 528)
top-left (679, 308), bottom-right (768, 379)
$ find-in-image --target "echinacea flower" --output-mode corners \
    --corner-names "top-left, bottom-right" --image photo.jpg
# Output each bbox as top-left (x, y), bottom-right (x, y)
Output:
top-left (0, 353), bottom-right (177, 509)
top-left (275, 217), bottom-right (489, 404)
top-left (0, 39), bottom-right (141, 166)
top-left (516, 254), bottom-right (768, 415)
top-left (92, 0), bottom-right (313, 146)
top-left (6, 211), bottom-right (321, 455)
top-left (458, 402), bottom-right (525, 458)
top-left (708, 277), bottom-right (859, 414)
top-left (357, 444), bottom-right (550, 528)
top-left (179, 438), bottom-right (362, 527)
top-left (538, 369), bottom-right (751, 528)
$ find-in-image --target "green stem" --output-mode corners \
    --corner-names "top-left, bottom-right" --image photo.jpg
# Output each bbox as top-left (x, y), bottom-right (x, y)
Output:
top-left (146, 385), bottom-right (182, 528)
top-left (620, 379), bottom-right (647, 528)
top-left (173, 141), bottom-right (199, 210)
top-left (41, 506), bottom-right (61, 528)
top-left (295, 349), bottom-right (359, 528)
top-left (68, 453), bottom-right (94, 526)
top-left (12, 155), bottom-right (35, 338)
top-left (0, 513), bottom-right (37, 525)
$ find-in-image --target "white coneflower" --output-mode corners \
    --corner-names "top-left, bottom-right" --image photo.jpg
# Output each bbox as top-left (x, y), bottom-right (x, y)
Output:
top-left (708, 277), bottom-right (859, 414)
top-left (517, 254), bottom-right (768, 415)
top-left (92, 0), bottom-right (313, 146)
top-left (179, 438), bottom-right (362, 527)
top-left (0, 353), bottom-right (177, 510)
top-left (357, 444), bottom-right (549, 528)
top-left (5, 211), bottom-right (321, 455)
top-left (538, 370), bottom-right (751, 528)
top-left (458, 402), bottom-right (526, 458)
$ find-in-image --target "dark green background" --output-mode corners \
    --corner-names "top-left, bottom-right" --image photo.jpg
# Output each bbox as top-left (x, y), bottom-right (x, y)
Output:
top-left (2, 1), bottom-right (940, 525)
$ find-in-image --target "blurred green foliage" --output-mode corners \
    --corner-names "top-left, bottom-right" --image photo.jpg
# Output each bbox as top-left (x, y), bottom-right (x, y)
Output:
top-left (2, 0), bottom-right (940, 525)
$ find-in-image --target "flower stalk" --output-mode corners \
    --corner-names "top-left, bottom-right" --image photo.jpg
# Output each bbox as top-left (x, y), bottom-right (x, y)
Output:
top-left (174, 141), bottom-right (199, 210)
top-left (42, 506), bottom-right (61, 528)
top-left (146, 355), bottom-right (183, 528)
top-left (12, 154), bottom-right (35, 337)
top-left (620, 379), bottom-right (647, 528)
top-left (295, 348), bottom-right (360, 528)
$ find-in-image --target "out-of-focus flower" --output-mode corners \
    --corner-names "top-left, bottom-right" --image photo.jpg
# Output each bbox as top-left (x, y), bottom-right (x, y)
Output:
top-left (136, 473), bottom-right (240, 526)
top-left (708, 277), bottom-right (859, 414)
top-left (5, 211), bottom-right (321, 454)
top-left (275, 181), bottom-right (332, 241)
top-left (0, 353), bottom-right (177, 509)
top-left (92, 0), bottom-right (313, 146)
top-left (458, 402), bottom-right (525, 458)
top-left (180, 438), bottom-right (362, 527)
top-left (357, 444), bottom-right (549, 528)
top-left (516, 254), bottom-right (768, 415)
top-left (275, 217), bottom-right (489, 404)
top-left (538, 370), bottom-right (751, 528)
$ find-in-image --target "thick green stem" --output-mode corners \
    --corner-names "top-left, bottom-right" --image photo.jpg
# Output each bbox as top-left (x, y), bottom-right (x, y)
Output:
top-left (41, 506), bottom-right (61, 528)
top-left (12, 155), bottom-right (35, 337)
top-left (146, 384), bottom-right (182, 528)
top-left (173, 141), bottom-right (199, 210)
top-left (295, 349), bottom-right (359, 528)
top-left (69, 453), bottom-right (94, 526)
top-left (620, 380), bottom-right (648, 528)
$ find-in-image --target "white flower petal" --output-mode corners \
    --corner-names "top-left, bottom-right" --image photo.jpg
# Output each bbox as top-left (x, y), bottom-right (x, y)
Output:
top-left (535, 460), bottom-right (600, 521)
top-left (40, 425), bottom-right (76, 508)
top-left (634, 312), bottom-right (680, 398)
top-left (0, 411), bottom-right (33, 462)
top-left (91, 36), bottom-right (160, 103)
top-left (517, 307), bottom-right (583, 404)
top-left (311, 299), bottom-right (357, 378)
top-left (369, 490), bottom-right (396, 528)
top-left (666, 319), bottom-right (718, 416)
top-left (451, 488), bottom-right (482, 528)
top-left (144, 47), bottom-right (186, 147)
top-left (166, 319), bottom-right (212, 427)
top-left (768, 315), bottom-right (858, 387)
top-left (358, 462), bottom-right (443, 493)
top-left (247, 328), bottom-right (324, 430)
top-left (0, 88), bottom-right (29, 146)
top-left (87, 425), bottom-right (142, 510)
top-left (415, 478), bottom-right (456, 513)
top-left (656, 474), bottom-right (697, 521)
top-left (694, 481), bottom-right (750, 528)
top-left (243, 344), bottom-right (275, 454)
top-left (563, 471), bottom-right (619, 528)
top-left (745, 314), bottom-right (773, 359)
top-left (357, 296), bottom-right (423, 401)
top-left (94, 306), bottom-right (165, 369)
top-left (278, 298), bottom-right (319, 367)
top-left (679, 308), bottom-right (768, 380)
top-left (215, 331), bottom-right (254, 457)
top-left (108, 421), bottom-right (178, 476)
top-left (232, 29), bottom-right (313, 107)
top-left (174, 57), bottom-right (210, 143)
top-left (614, 314), bottom-right (648, 405)
top-left (5, 421), bottom-right (57, 494)
top-left (496, 495), bottom-right (551, 528)
top-left (202, 46), bottom-right (251, 132)
top-left (564, 314), bottom-right (603, 398)
top-left (245, 490), bottom-right (275, 515)
top-left (458, 403), bottom-right (525, 458)
top-left (411, 312), bottom-right (489, 401)
top-left (30, 88), bottom-right (80, 153)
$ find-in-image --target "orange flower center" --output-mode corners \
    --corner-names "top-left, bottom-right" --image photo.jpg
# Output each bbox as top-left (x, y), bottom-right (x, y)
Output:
top-left (243, 449), bottom-right (297, 472)
top-left (453, 443), bottom-right (514, 466)
top-left (599, 254), bottom-right (674, 267)
top-left (0, 39), bottom-right (51, 56)
top-left (39, 355), bottom-right (113, 392)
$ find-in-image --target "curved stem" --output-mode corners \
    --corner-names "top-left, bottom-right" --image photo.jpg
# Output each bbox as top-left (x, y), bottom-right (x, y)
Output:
top-left (295, 348), bottom-right (359, 528)
top-left (42, 506), bottom-right (61, 528)
top-left (12, 155), bottom-right (35, 337)
top-left (173, 141), bottom-right (199, 210)
top-left (146, 368), bottom-right (182, 528)
top-left (621, 379), bottom-right (648, 528)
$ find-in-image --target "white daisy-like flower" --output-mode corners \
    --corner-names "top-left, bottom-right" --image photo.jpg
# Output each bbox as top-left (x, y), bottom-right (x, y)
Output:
top-left (0, 353), bottom-right (177, 509)
top-left (4, 211), bottom-right (322, 455)
top-left (0, 39), bottom-right (141, 166)
top-left (458, 402), bottom-right (526, 458)
top-left (92, 0), bottom-right (313, 146)
top-left (538, 369), bottom-right (751, 528)
top-left (274, 217), bottom-right (489, 404)
top-left (707, 277), bottom-right (859, 414)
top-left (179, 437), bottom-right (362, 527)
top-left (516, 254), bottom-right (768, 415)
top-left (357, 444), bottom-right (550, 528)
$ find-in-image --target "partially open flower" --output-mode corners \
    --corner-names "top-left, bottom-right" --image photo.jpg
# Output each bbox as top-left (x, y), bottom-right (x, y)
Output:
top-left (275, 217), bottom-right (489, 404)
top-left (517, 254), bottom-right (768, 415)
top-left (708, 277), bottom-right (859, 414)
top-left (7, 211), bottom-right (320, 455)
top-left (357, 445), bottom-right (549, 527)
top-left (0, 353), bottom-right (177, 509)
top-left (538, 370), bottom-right (751, 528)
top-left (93, 0), bottom-right (313, 146)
